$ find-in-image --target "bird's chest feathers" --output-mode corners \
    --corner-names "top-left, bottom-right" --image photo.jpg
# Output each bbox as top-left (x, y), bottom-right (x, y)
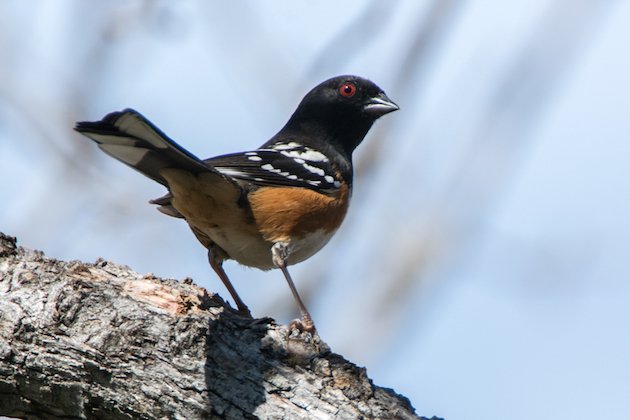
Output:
top-left (162, 168), bottom-right (350, 268)
top-left (247, 184), bottom-right (351, 265)
top-left (247, 183), bottom-right (350, 244)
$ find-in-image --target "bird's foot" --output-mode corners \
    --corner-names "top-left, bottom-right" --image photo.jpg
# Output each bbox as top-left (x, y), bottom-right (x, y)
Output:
top-left (288, 318), bottom-right (316, 335)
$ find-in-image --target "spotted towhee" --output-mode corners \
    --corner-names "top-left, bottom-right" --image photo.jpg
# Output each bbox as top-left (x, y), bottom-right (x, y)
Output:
top-left (75, 75), bottom-right (398, 333)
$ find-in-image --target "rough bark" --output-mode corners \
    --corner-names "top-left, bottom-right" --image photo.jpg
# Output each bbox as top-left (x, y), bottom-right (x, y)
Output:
top-left (0, 233), bottom-right (437, 420)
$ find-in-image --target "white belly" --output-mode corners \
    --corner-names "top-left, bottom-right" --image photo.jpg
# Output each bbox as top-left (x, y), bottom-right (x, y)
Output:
top-left (207, 226), bottom-right (336, 270)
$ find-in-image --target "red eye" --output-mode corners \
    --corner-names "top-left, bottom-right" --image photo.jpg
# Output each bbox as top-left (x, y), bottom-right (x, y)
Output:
top-left (339, 82), bottom-right (356, 98)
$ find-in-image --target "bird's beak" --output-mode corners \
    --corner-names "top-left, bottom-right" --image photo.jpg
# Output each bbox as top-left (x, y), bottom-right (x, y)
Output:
top-left (363, 92), bottom-right (399, 117)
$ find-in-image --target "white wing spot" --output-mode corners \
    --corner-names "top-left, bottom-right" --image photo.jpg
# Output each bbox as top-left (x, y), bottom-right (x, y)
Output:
top-left (280, 149), bottom-right (328, 163)
top-left (324, 175), bottom-right (335, 184)
top-left (299, 149), bottom-right (328, 162)
top-left (248, 156), bottom-right (262, 161)
top-left (271, 142), bottom-right (302, 150)
top-left (302, 163), bottom-right (325, 176)
top-left (280, 150), bottom-right (300, 158)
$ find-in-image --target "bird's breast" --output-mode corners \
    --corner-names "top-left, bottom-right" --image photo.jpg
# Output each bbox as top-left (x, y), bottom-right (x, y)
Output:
top-left (238, 182), bottom-right (351, 268)
top-left (247, 183), bottom-right (350, 244)
top-left (164, 168), bottom-right (351, 269)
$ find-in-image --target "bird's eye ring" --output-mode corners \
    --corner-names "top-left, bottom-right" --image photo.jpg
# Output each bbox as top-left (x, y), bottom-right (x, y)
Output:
top-left (339, 82), bottom-right (356, 98)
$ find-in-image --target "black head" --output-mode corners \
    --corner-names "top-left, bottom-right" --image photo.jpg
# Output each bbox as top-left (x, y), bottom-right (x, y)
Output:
top-left (277, 75), bottom-right (398, 157)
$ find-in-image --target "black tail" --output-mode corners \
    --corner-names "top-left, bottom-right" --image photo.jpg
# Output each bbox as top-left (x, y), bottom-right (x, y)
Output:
top-left (75, 109), bottom-right (214, 186)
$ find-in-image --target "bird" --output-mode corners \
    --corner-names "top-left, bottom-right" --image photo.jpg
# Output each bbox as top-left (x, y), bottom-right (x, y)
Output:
top-left (75, 75), bottom-right (398, 334)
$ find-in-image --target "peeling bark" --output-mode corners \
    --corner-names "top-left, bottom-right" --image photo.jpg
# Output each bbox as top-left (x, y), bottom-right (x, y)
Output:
top-left (0, 233), bottom-right (438, 419)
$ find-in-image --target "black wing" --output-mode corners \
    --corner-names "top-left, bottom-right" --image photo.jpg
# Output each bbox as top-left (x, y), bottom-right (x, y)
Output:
top-left (207, 146), bottom-right (342, 192)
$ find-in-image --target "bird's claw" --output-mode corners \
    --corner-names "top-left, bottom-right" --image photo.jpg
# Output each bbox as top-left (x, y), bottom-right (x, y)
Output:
top-left (289, 318), bottom-right (316, 335)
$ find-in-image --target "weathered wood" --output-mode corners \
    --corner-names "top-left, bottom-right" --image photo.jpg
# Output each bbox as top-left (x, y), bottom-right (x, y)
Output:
top-left (0, 233), bottom-right (435, 419)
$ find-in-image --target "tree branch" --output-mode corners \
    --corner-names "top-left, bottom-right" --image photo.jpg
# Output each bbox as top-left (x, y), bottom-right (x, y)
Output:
top-left (0, 233), bottom-right (437, 419)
